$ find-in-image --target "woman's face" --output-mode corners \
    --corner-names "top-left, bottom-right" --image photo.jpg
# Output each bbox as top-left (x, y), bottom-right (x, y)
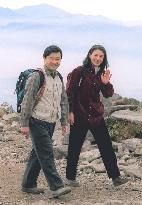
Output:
top-left (89, 49), bottom-right (104, 67)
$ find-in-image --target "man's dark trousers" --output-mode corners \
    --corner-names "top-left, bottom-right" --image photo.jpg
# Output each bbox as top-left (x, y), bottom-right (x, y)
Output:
top-left (22, 117), bottom-right (64, 191)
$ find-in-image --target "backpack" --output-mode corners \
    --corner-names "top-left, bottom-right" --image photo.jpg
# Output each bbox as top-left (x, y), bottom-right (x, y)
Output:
top-left (15, 68), bottom-right (64, 113)
top-left (15, 68), bottom-right (45, 113)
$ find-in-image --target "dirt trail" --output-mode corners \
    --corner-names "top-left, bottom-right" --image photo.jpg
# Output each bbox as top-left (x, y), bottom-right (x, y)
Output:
top-left (0, 133), bottom-right (142, 205)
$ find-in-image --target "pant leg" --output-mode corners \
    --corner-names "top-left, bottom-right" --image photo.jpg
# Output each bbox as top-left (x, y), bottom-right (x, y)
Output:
top-left (28, 117), bottom-right (64, 191)
top-left (90, 119), bottom-right (120, 179)
top-left (22, 148), bottom-right (41, 188)
top-left (66, 124), bottom-right (88, 180)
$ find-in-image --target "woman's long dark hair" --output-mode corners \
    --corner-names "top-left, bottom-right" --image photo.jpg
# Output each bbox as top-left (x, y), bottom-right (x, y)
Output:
top-left (82, 45), bottom-right (109, 75)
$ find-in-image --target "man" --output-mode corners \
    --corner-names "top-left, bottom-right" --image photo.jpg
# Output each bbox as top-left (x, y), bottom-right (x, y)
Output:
top-left (20, 45), bottom-right (71, 198)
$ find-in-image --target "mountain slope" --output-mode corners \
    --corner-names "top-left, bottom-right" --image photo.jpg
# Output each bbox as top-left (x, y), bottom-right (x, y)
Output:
top-left (0, 7), bottom-right (21, 18)
top-left (15, 3), bottom-right (72, 18)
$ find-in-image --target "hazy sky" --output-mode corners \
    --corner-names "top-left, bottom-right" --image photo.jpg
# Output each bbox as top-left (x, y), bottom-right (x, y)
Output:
top-left (0, 0), bottom-right (142, 103)
top-left (0, 0), bottom-right (142, 22)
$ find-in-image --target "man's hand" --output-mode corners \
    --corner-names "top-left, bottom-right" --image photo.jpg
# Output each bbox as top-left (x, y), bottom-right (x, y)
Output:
top-left (101, 69), bottom-right (112, 85)
top-left (21, 127), bottom-right (30, 139)
top-left (62, 125), bottom-right (69, 136)
top-left (68, 112), bottom-right (74, 125)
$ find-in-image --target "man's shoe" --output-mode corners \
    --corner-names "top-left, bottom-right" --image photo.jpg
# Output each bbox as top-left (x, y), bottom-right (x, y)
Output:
top-left (21, 187), bottom-right (44, 194)
top-left (112, 176), bottom-right (128, 187)
top-left (65, 179), bottom-right (80, 187)
top-left (52, 186), bottom-right (71, 198)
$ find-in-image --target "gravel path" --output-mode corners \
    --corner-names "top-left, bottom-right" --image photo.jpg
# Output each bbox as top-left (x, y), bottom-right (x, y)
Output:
top-left (0, 132), bottom-right (142, 205)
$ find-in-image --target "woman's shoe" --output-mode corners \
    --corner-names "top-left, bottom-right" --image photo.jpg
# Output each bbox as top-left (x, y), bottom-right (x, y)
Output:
top-left (112, 176), bottom-right (128, 186)
top-left (65, 179), bottom-right (80, 187)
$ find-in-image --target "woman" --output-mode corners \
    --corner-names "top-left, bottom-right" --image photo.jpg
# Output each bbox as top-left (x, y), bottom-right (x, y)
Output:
top-left (66, 45), bottom-right (128, 187)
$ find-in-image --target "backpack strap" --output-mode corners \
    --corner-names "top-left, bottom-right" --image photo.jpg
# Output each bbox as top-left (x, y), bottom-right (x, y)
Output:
top-left (74, 66), bottom-right (86, 88)
top-left (57, 71), bottom-right (63, 83)
top-left (35, 68), bottom-right (45, 89)
top-left (33, 69), bottom-right (46, 108)
top-left (78, 66), bottom-right (84, 87)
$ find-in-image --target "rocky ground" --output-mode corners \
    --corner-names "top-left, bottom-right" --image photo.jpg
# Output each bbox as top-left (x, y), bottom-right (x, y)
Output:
top-left (1, 130), bottom-right (142, 205)
top-left (1, 102), bottom-right (142, 205)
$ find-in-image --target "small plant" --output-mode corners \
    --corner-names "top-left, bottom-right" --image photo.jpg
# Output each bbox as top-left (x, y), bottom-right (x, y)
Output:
top-left (106, 118), bottom-right (142, 142)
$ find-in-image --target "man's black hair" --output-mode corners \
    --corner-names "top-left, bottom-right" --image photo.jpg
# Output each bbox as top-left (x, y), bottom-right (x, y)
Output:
top-left (43, 45), bottom-right (62, 59)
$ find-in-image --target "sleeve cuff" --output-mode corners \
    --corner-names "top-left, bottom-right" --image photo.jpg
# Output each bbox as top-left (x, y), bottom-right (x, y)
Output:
top-left (20, 119), bottom-right (29, 127)
top-left (60, 116), bottom-right (68, 126)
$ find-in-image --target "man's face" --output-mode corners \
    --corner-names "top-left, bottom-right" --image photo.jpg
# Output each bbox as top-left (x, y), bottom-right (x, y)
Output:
top-left (44, 52), bottom-right (62, 70)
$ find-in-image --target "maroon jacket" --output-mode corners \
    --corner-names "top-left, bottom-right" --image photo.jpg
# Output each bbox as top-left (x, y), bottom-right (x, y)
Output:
top-left (66, 66), bottom-right (114, 127)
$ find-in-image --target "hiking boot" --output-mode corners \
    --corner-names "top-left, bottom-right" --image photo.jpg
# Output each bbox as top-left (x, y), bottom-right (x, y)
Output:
top-left (21, 186), bottom-right (44, 194)
top-left (52, 186), bottom-right (71, 198)
top-left (65, 179), bottom-right (80, 187)
top-left (112, 176), bottom-right (128, 187)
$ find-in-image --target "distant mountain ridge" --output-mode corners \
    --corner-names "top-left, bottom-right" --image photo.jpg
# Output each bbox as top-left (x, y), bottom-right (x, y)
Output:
top-left (16, 3), bottom-right (72, 18)
top-left (0, 4), bottom-right (142, 66)
top-left (0, 7), bottom-right (21, 18)
top-left (0, 4), bottom-right (142, 33)
top-left (0, 3), bottom-right (142, 26)
top-left (0, 4), bottom-right (133, 25)
top-left (0, 5), bottom-right (141, 59)
top-left (0, 4), bottom-right (72, 19)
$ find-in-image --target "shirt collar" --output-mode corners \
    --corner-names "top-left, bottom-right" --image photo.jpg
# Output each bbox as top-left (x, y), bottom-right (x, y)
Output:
top-left (43, 65), bottom-right (58, 76)
top-left (89, 65), bottom-right (100, 75)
